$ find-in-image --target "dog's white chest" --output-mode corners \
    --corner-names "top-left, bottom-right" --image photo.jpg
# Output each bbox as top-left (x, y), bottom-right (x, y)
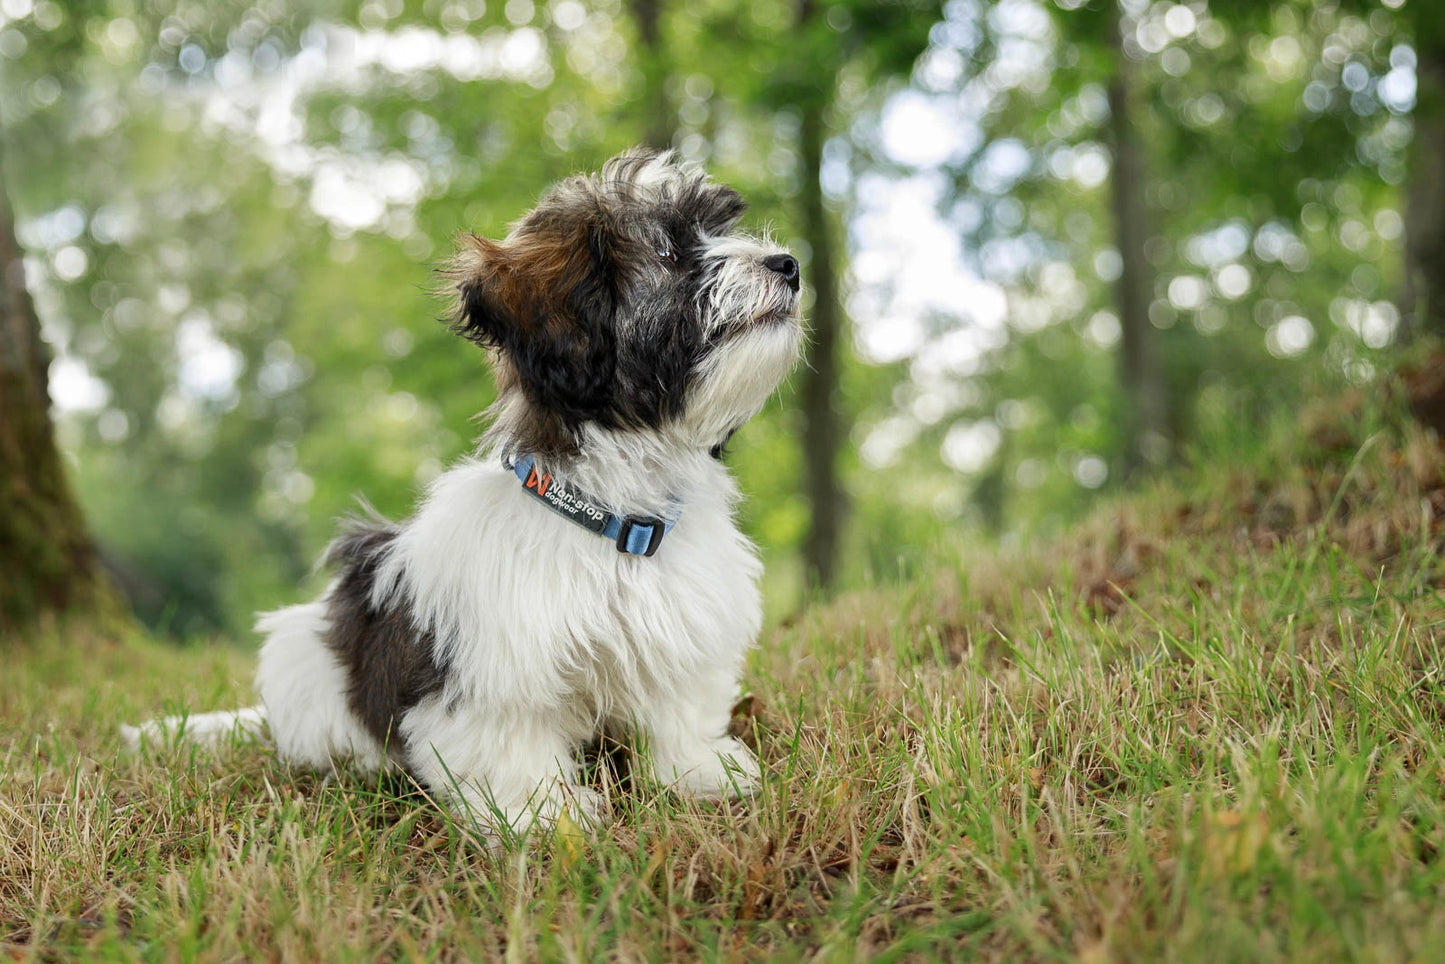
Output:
top-left (387, 459), bottom-right (763, 714)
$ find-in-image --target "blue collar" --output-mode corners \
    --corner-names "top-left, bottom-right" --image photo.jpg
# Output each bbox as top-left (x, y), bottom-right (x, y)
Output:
top-left (508, 454), bottom-right (680, 557)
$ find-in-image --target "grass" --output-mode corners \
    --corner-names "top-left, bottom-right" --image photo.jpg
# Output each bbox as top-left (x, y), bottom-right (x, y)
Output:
top-left (3, 395), bottom-right (1445, 961)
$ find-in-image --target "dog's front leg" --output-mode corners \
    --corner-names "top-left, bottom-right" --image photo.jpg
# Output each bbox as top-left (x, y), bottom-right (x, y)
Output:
top-left (403, 701), bottom-right (603, 838)
top-left (636, 666), bottom-right (761, 800)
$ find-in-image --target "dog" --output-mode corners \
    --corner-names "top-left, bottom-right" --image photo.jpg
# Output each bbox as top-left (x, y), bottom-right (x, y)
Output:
top-left (124, 150), bottom-right (803, 837)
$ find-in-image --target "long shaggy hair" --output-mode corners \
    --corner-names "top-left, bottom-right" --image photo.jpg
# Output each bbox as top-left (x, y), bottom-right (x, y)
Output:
top-left (126, 150), bottom-right (804, 839)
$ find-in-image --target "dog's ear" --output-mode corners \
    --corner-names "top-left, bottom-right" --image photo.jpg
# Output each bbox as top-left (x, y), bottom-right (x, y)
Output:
top-left (448, 210), bottom-right (621, 426)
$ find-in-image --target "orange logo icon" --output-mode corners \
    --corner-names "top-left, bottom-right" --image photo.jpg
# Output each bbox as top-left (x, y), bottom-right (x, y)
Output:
top-left (525, 466), bottom-right (552, 498)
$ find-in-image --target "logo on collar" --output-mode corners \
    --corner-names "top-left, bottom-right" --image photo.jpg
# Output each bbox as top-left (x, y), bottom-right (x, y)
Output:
top-left (524, 464), bottom-right (552, 498)
top-left (509, 454), bottom-right (679, 557)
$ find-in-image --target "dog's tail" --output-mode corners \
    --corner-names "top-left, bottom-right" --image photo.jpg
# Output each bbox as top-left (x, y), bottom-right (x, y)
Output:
top-left (121, 706), bottom-right (268, 750)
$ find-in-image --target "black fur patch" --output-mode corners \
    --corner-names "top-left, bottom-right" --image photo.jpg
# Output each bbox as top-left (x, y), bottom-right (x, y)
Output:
top-left (323, 520), bottom-right (448, 758)
top-left (609, 265), bottom-right (706, 429)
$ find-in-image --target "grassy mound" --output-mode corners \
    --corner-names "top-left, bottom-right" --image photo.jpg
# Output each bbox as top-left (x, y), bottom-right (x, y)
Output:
top-left (3, 378), bottom-right (1444, 962)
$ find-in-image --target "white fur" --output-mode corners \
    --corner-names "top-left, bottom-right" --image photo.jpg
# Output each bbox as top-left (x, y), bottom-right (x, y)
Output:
top-left (120, 706), bottom-right (266, 749)
top-left (685, 323), bottom-right (801, 445)
top-left (629, 151), bottom-right (686, 193)
top-left (253, 601), bottom-right (389, 770)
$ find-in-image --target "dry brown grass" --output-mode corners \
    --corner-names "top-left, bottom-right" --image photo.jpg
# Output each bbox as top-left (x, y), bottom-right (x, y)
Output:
top-left (3, 401), bottom-right (1445, 962)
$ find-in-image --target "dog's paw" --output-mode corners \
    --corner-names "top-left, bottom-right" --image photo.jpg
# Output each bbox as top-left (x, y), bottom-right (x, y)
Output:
top-left (654, 737), bottom-right (761, 800)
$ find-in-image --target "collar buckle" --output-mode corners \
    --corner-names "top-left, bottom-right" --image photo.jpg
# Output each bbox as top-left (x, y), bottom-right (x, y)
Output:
top-left (616, 515), bottom-right (667, 557)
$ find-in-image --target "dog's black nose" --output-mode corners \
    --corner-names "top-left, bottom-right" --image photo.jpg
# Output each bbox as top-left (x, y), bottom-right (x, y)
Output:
top-left (763, 254), bottom-right (800, 292)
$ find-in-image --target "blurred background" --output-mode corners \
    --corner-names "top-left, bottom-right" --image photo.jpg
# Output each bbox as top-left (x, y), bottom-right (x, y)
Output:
top-left (0, 0), bottom-right (1437, 637)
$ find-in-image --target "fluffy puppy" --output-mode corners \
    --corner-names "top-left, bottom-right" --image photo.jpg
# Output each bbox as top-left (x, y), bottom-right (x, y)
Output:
top-left (128, 150), bottom-right (802, 836)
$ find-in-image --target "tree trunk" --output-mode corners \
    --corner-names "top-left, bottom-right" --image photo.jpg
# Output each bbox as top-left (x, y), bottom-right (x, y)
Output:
top-left (0, 158), bottom-right (116, 634)
top-left (1403, 6), bottom-right (1445, 340)
top-left (797, 100), bottom-right (845, 592)
top-left (629, 0), bottom-right (674, 151)
top-left (1106, 9), bottom-right (1171, 472)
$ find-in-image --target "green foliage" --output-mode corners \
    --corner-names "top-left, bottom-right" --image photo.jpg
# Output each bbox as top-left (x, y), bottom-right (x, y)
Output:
top-left (858, 0), bottom-right (1414, 532)
top-left (1, 0), bottom-right (1431, 632)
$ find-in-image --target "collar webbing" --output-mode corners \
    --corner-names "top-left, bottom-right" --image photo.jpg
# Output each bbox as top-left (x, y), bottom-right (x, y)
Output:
top-left (508, 454), bottom-right (679, 557)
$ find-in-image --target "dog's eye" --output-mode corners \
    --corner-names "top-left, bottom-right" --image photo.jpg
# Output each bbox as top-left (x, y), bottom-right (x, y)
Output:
top-left (656, 245), bottom-right (678, 264)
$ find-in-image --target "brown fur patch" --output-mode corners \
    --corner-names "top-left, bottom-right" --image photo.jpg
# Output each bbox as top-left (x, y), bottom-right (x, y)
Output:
top-left (444, 198), bottom-right (624, 455)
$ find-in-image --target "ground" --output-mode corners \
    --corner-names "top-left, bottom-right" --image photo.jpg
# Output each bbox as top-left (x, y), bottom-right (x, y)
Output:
top-left (3, 389), bottom-right (1445, 962)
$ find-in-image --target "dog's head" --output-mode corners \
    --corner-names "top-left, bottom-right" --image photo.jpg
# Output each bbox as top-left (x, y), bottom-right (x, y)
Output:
top-left (447, 150), bottom-right (802, 457)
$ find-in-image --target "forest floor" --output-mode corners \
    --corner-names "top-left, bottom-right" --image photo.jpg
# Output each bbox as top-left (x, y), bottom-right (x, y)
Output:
top-left (4, 379), bottom-right (1445, 963)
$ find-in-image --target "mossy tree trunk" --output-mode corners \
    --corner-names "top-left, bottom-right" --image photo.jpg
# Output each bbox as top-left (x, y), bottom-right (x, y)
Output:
top-left (0, 158), bottom-right (116, 634)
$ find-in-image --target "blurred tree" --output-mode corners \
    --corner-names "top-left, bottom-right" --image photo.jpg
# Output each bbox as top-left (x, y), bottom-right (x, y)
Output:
top-left (755, 0), bottom-right (938, 591)
top-left (630, 0), bottom-right (676, 150)
top-left (794, 0), bottom-right (847, 592)
top-left (1102, 3), bottom-right (1170, 470)
top-left (880, 0), bottom-right (1411, 531)
top-left (0, 156), bottom-right (116, 632)
top-left (1402, 0), bottom-right (1443, 337)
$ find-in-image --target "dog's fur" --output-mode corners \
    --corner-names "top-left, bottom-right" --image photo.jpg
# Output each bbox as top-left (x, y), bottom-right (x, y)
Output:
top-left (125, 150), bottom-right (803, 836)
